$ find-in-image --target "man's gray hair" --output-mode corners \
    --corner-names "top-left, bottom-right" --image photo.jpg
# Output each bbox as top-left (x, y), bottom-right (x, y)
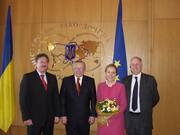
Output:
top-left (72, 60), bottom-right (86, 69)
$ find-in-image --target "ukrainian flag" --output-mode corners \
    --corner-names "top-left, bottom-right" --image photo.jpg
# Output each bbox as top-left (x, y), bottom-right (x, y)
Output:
top-left (0, 6), bottom-right (15, 133)
top-left (113, 0), bottom-right (127, 81)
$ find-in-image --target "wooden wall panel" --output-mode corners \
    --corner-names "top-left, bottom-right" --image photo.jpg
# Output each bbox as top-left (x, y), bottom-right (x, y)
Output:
top-left (0, 0), bottom-right (8, 70)
top-left (0, 0), bottom-right (180, 135)
top-left (123, 0), bottom-right (148, 21)
top-left (12, 0), bottom-right (42, 24)
top-left (152, 0), bottom-right (180, 134)
top-left (152, 20), bottom-right (180, 135)
top-left (43, 0), bottom-right (101, 23)
top-left (123, 21), bottom-right (150, 73)
top-left (154, 0), bottom-right (180, 19)
top-left (0, 0), bottom-right (8, 25)
top-left (101, 0), bottom-right (118, 22)
top-left (98, 22), bottom-right (116, 80)
top-left (102, 0), bottom-right (149, 22)
top-left (13, 24), bottom-right (42, 126)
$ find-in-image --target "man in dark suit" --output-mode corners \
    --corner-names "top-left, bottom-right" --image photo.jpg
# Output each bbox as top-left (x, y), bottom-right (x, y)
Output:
top-left (60, 60), bottom-right (97, 135)
top-left (19, 53), bottom-right (60, 135)
top-left (123, 56), bottom-right (160, 135)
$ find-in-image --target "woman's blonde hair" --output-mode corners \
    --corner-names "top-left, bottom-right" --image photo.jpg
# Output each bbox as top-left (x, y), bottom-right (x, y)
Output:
top-left (105, 64), bottom-right (117, 73)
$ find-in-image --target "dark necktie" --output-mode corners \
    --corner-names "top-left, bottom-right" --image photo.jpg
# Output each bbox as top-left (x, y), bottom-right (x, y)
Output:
top-left (40, 75), bottom-right (47, 91)
top-left (76, 77), bottom-right (80, 96)
top-left (132, 77), bottom-right (138, 111)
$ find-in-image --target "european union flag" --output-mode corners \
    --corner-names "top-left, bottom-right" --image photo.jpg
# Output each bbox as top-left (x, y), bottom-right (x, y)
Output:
top-left (113, 0), bottom-right (127, 81)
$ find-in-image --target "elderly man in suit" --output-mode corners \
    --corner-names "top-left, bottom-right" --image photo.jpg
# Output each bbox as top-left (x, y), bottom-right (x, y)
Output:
top-left (123, 56), bottom-right (160, 135)
top-left (60, 60), bottom-right (97, 135)
top-left (19, 53), bottom-right (60, 135)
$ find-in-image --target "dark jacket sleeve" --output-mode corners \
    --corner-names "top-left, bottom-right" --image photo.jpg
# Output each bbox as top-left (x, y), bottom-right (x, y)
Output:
top-left (59, 78), bottom-right (67, 116)
top-left (52, 75), bottom-right (60, 116)
top-left (19, 74), bottom-right (30, 121)
top-left (151, 76), bottom-right (160, 107)
top-left (90, 78), bottom-right (97, 117)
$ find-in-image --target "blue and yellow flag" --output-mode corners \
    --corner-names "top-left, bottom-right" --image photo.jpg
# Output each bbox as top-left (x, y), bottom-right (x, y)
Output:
top-left (113, 0), bottom-right (127, 81)
top-left (0, 6), bottom-right (14, 133)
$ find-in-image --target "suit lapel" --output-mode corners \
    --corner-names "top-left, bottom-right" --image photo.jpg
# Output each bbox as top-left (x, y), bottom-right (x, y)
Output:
top-left (80, 76), bottom-right (87, 95)
top-left (34, 70), bottom-right (47, 93)
top-left (139, 73), bottom-right (146, 104)
top-left (70, 75), bottom-right (79, 96)
top-left (34, 70), bottom-right (42, 85)
top-left (46, 73), bottom-right (50, 93)
top-left (127, 76), bottom-right (132, 108)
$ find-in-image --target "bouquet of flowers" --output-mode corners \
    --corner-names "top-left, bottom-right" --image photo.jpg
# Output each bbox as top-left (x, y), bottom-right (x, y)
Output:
top-left (96, 98), bottom-right (120, 126)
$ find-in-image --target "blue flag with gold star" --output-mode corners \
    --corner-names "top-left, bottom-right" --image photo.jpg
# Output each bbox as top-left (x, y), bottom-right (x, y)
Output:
top-left (113, 0), bottom-right (127, 81)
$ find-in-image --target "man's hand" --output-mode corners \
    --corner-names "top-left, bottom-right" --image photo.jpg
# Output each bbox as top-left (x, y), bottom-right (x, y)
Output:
top-left (54, 116), bottom-right (60, 124)
top-left (23, 119), bottom-right (33, 126)
top-left (88, 116), bottom-right (95, 125)
top-left (61, 116), bottom-right (67, 125)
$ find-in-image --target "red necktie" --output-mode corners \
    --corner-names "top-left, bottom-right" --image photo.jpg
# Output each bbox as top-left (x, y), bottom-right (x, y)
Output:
top-left (76, 77), bottom-right (80, 96)
top-left (40, 75), bottom-right (47, 91)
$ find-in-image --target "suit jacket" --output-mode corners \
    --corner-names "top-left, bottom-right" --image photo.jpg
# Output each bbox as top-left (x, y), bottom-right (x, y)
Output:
top-left (59, 75), bottom-right (97, 126)
top-left (123, 73), bottom-right (160, 129)
top-left (19, 70), bottom-right (60, 126)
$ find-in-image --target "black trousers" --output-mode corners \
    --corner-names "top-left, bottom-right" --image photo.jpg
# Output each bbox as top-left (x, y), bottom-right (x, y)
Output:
top-left (126, 113), bottom-right (152, 135)
top-left (27, 122), bottom-right (54, 135)
top-left (126, 127), bottom-right (152, 135)
top-left (65, 123), bottom-right (90, 135)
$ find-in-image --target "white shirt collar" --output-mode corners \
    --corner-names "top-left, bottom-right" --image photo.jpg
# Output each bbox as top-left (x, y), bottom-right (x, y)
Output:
top-left (132, 72), bottom-right (141, 79)
top-left (36, 70), bottom-right (47, 83)
top-left (74, 75), bottom-right (83, 85)
top-left (36, 70), bottom-right (46, 76)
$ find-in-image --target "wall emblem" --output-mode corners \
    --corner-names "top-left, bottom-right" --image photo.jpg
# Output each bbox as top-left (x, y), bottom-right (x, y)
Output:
top-left (30, 23), bottom-right (110, 80)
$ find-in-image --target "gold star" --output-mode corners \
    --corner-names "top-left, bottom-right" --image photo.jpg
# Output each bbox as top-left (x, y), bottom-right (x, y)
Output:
top-left (114, 60), bottom-right (121, 68)
top-left (115, 75), bottom-right (120, 81)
